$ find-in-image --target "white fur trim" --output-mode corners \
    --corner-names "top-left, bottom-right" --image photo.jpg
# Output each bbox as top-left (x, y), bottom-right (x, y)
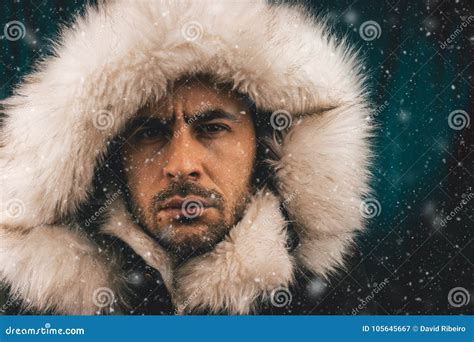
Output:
top-left (0, 225), bottom-right (120, 314)
top-left (0, 0), bottom-right (373, 314)
top-left (271, 104), bottom-right (372, 277)
top-left (100, 198), bottom-right (174, 294)
top-left (0, 0), bottom-right (369, 227)
top-left (100, 191), bottom-right (293, 315)
top-left (174, 191), bottom-right (293, 314)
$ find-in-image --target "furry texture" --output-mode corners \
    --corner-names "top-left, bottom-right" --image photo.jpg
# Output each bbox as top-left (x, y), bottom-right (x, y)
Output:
top-left (0, 0), bottom-right (372, 314)
top-left (0, 225), bottom-right (121, 314)
top-left (173, 191), bottom-right (293, 314)
top-left (99, 199), bottom-right (175, 294)
top-left (101, 190), bottom-right (294, 314)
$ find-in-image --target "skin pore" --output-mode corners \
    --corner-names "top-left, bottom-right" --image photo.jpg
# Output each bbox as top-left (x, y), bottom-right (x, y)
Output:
top-left (121, 77), bottom-right (257, 261)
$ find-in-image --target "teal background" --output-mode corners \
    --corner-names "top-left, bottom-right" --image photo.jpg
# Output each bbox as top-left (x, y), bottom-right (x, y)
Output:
top-left (1, 0), bottom-right (472, 314)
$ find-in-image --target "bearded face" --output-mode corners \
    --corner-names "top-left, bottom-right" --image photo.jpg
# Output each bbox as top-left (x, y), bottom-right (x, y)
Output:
top-left (121, 76), bottom-right (257, 260)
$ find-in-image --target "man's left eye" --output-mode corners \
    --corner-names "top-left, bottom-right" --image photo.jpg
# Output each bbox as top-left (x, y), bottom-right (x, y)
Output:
top-left (196, 123), bottom-right (230, 135)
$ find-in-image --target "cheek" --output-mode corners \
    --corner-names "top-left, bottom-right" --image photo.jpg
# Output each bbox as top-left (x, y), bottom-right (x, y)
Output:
top-left (208, 137), bottom-right (256, 201)
top-left (123, 148), bottom-right (164, 206)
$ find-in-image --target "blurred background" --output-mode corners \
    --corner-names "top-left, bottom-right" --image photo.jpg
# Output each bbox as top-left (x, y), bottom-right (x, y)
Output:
top-left (1, 0), bottom-right (472, 314)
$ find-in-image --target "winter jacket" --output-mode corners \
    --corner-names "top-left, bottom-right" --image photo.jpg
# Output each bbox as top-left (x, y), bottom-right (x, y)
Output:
top-left (0, 0), bottom-right (373, 315)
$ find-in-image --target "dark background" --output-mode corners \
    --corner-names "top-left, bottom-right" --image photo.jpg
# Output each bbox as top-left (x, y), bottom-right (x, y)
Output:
top-left (1, 0), bottom-right (472, 314)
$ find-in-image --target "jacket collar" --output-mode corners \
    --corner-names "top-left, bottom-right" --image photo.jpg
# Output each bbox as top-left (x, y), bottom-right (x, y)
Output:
top-left (102, 189), bottom-right (294, 315)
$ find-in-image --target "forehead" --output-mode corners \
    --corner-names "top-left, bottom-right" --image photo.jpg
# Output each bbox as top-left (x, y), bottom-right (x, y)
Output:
top-left (137, 77), bottom-right (251, 120)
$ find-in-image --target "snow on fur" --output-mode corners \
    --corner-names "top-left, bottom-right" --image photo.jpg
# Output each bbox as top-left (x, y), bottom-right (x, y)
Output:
top-left (0, 0), bottom-right (372, 314)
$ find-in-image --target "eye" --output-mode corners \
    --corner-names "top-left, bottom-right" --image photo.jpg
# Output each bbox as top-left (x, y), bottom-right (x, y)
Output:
top-left (133, 125), bottom-right (169, 141)
top-left (196, 123), bottom-right (230, 136)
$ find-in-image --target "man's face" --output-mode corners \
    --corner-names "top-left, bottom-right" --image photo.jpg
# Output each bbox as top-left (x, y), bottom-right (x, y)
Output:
top-left (121, 78), bottom-right (256, 259)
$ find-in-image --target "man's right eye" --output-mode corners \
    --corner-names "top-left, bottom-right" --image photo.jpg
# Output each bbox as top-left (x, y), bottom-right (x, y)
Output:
top-left (133, 126), bottom-right (168, 141)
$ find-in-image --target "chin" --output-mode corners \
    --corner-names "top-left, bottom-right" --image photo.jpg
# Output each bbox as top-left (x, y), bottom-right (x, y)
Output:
top-left (154, 220), bottom-right (229, 259)
top-left (168, 224), bottom-right (211, 244)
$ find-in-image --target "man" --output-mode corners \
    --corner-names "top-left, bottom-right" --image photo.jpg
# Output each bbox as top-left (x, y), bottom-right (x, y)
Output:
top-left (120, 76), bottom-right (260, 262)
top-left (0, 1), bottom-right (373, 315)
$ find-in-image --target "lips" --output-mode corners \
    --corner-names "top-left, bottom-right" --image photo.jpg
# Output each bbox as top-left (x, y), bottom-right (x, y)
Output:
top-left (159, 196), bottom-right (214, 219)
top-left (160, 197), bottom-right (211, 210)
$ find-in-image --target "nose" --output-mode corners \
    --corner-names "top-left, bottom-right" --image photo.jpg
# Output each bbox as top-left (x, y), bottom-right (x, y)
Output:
top-left (162, 131), bottom-right (203, 182)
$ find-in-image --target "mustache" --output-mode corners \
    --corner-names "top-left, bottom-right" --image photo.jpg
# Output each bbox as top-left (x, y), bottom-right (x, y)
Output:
top-left (151, 181), bottom-right (225, 212)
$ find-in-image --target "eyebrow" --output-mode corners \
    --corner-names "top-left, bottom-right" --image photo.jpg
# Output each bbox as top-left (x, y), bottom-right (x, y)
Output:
top-left (184, 109), bottom-right (240, 125)
top-left (125, 109), bottom-right (240, 134)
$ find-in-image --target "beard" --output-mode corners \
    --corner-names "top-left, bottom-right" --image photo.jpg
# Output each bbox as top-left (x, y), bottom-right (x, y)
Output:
top-left (127, 180), bottom-right (251, 262)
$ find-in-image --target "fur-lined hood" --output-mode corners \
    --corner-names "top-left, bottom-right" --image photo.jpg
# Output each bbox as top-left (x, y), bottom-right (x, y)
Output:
top-left (0, 0), bottom-right (372, 315)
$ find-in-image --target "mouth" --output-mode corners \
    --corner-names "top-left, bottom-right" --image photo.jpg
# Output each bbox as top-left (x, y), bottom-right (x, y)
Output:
top-left (159, 196), bottom-right (214, 219)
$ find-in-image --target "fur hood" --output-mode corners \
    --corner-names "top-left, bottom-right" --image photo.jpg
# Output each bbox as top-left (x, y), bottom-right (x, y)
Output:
top-left (0, 0), bottom-right (372, 314)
